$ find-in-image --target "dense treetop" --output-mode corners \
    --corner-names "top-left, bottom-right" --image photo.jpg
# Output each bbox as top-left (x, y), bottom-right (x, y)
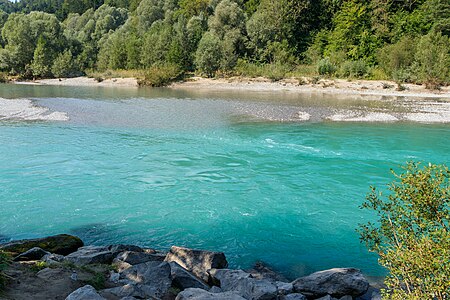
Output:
top-left (0, 0), bottom-right (448, 86)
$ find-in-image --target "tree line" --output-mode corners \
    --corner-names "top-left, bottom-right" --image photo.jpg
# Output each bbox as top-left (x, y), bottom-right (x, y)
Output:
top-left (0, 0), bottom-right (449, 87)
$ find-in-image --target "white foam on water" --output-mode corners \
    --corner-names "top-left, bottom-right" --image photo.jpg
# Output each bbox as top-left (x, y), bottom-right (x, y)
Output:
top-left (0, 98), bottom-right (68, 121)
top-left (328, 111), bottom-right (398, 122)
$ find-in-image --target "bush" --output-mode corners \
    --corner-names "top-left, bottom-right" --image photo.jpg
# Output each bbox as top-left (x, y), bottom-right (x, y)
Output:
top-left (413, 31), bottom-right (450, 89)
top-left (377, 36), bottom-right (416, 82)
top-left (234, 60), bottom-right (291, 81)
top-left (359, 162), bottom-right (450, 300)
top-left (317, 58), bottom-right (336, 76)
top-left (52, 50), bottom-right (82, 78)
top-left (0, 251), bottom-right (10, 290)
top-left (339, 60), bottom-right (368, 78)
top-left (138, 63), bottom-right (183, 87)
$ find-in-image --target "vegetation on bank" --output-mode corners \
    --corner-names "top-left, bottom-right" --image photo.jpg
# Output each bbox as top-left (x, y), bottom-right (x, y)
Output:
top-left (0, 0), bottom-right (448, 87)
top-left (0, 251), bottom-right (10, 291)
top-left (359, 162), bottom-right (450, 300)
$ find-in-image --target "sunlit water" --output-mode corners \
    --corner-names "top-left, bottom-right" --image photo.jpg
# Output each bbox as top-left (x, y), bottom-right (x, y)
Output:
top-left (0, 83), bottom-right (449, 279)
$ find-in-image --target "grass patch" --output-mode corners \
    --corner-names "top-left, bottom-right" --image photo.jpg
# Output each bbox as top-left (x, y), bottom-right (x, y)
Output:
top-left (29, 261), bottom-right (49, 273)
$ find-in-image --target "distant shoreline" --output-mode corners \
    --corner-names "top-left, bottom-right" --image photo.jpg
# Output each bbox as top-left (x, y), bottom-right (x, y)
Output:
top-left (13, 76), bottom-right (450, 99)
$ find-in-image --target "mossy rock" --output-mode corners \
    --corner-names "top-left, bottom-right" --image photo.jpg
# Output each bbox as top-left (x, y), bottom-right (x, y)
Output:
top-left (0, 234), bottom-right (83, 256)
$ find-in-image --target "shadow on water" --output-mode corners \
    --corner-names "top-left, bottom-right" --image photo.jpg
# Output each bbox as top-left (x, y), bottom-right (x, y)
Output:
top-left (69, 223), bottom-right (121, 245)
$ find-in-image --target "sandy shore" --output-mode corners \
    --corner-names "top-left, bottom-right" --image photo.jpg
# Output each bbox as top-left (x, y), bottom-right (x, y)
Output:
top-left (171, 77), bottom-right (450, 99)
top-left (0, 98), bottom-right (68, 121)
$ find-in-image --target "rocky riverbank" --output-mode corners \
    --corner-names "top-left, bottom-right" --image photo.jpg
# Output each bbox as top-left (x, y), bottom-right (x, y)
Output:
top-left (0, 234), bottom-right (381, 300)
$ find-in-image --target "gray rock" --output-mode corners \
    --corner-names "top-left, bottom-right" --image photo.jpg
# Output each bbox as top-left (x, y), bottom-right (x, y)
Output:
top-left (37, 268), bottom-right (68, 280)
top-left (65, 285), bottom-right (106, 300)
top-left (108, 244), bottom-right (143, 256)
top-left (293, 268), bottom-right (369, 298)
top-left (210, 269), bottom-right (278, 300)
top-left (165, 246), bottom-right (228, 283)
top-left (275, 281), bottom-right (294, 295)
top-left (112, 258), bottom-right (133, 272)
top-left (102, 284), bottom-right (146, 299)
top-left (42, 253), bottom-right (65, 264)
top-left (65, 246), bottom-right (114, 266)
top-left (170, 261), bottom-right (210, 290)
top-left (210, 286), bottom-right (222, 293)
top-left (339, 296), bottom-right (353, 300)
top-left (175, 288), bottom-right (246, 300)
top-left (0, 234), bottom-right (83, 256)
top-left (13, 247), bottom-right (49, 261)
top-left (109, 271), bottom-right (120, 283)
top-left (280, 294), bottom-right (307, 300)
top-left (119, 261), bottom-right (172, 298)
top-left (246, 262), bottom-right (288, 282)
top-left (120, 297), bottom-right (138, 300)
top-left (115, 250), bottom-right (164, 265)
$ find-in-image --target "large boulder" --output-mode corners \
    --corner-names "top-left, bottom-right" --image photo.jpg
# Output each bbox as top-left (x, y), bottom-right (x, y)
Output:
top-left (116, 261), bottom-right (173, 298)
top-left (115, 250), bottom-right (165, 265)
top-left (210, 269), bottom-right (278, 300)
top-left (65, 246), bottom-right (114, 266)
top-left (245, 262), bottom-right (288, 282)
top-left (108, 244), bottom-right (143, 256)
top-left (165, 246), bottom-right (228, 283)
top-left (65, 285), bottom-right (106, 300)
top-left (0, 234), bottom-right (83, 256)
top-left (170, 261), bottom-right (210, 290)
top-left (292, 268), bottom-right (369, 298)
top-left (176, 288), bottom-right (246, 300)
top-left (13, 247), bottom-right (49, 261)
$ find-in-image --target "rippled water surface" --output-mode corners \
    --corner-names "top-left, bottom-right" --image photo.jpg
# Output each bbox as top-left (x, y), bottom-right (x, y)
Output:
top-left (1, 84), bottom-right (449, 278)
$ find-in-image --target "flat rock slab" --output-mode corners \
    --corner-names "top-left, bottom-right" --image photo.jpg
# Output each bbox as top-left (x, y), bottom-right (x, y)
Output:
top-left (293, 268), bottom-right (369, 298)
top-left (170, 261), bottom-right (210, 290)
top-left (0, 234), bottom-right (83, 256)
top-left (165, 246), bottom-right (228, 283)
top-left (65, 246), bottom-right (114, 266)
top-left (176, 288), bottom-right (246, 300)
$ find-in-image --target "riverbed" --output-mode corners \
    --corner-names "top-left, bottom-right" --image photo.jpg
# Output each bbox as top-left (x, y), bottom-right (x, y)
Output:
top-left (0, 83), bottom-right (449, 279)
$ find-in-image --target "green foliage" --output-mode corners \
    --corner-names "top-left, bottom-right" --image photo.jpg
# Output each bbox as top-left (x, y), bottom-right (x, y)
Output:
top-left (412, 31), bottom-right (450, 89)
top-left (359, 162), bottom-right (450, 300)
top-left (377, 36), bottom-right (416, 82)
top-left (52, 50), bottom-right (81, 77)
top-left (138, 63), bottom-right (182, 87)
top-left (30, 36), bottom-right (54, 78)
top-left (195, 32), bottom-right (222, 77)
top-left (0, 251), bottom-right (10, 291)
top-left (339, 60), bottom-right (369, 78)
top-left (317, 58), bottom-right (336, 76)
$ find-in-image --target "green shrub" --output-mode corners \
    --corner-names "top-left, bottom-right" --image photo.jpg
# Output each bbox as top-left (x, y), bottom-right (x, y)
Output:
top-left (359, 162), bottom-right (450, 300)
top-left (317, 58), bottom-right (336, 76)
top-left (339, 60), bottom-right (368, 78)
top-left (0, 72), bottom-right (9, 83)
top-left (377, 36), bottom-right (416, 82)
top-left (52, 50), bottom-right (82, 78)
top-left (138, 63), bottom-right (183, 87)
top-left (0, 251), bottom-right (10, 290)
top-left (234, 60), bottom-right (291, 81)
top-left (412, 31), bottom-right (450, 89)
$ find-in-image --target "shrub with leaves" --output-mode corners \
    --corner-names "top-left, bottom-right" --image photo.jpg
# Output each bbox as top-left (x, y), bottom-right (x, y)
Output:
top-left (317, 58), bottom-right (336, 76)
top-left (0, 251), bottom-right (10, 290)
top-left (139, 63), bottom-right (182, 87)
top-left (359, 162), bottom-right (450, 300)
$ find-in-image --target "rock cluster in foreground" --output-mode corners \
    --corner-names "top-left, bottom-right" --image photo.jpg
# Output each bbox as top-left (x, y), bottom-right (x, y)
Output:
top-left (0, 234), bottom-right (379, 300)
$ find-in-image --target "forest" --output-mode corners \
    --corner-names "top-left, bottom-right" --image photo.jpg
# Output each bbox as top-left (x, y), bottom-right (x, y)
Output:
top-left (0, 0), bottom-right (449, 87)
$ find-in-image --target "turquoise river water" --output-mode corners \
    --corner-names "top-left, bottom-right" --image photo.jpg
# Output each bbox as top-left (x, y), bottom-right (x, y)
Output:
top-left (0, 83), bottom-right (449, 279)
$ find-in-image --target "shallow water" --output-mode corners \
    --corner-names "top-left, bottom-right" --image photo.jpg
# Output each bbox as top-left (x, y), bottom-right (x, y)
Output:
top-left (0, 83), bottom-right (449, 278)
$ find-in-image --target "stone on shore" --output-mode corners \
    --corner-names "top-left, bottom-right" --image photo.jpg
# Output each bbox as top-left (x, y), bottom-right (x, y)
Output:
top-left (280, 294), bottom-right (307, 300)
top-left (292, 268), bottom-right (369, 298)
top-left (245, 262), bottom-right (288, 282)
top-left (164, 246), bottom-right (228, 283)
top-left (115, 250), bottom-right (165, 265)
top-left (0, 234), bottom-right (83, 256)
top-left (65, 246), bottom-right (114, 266)
top-left (114, 261), bottom-right (172, 298)
top-left (169, 261), bottom-right (210, 290)
top-left (176, 288), bottom-right (247, 300)
top-left (65, 285), bottom-right (106, 300)
top-left (209, 268), bottom-right (278, 300)
top-left (108, 244), bottom-right (143, 256)
top-left (13, 247), bottom-right (49, 261)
